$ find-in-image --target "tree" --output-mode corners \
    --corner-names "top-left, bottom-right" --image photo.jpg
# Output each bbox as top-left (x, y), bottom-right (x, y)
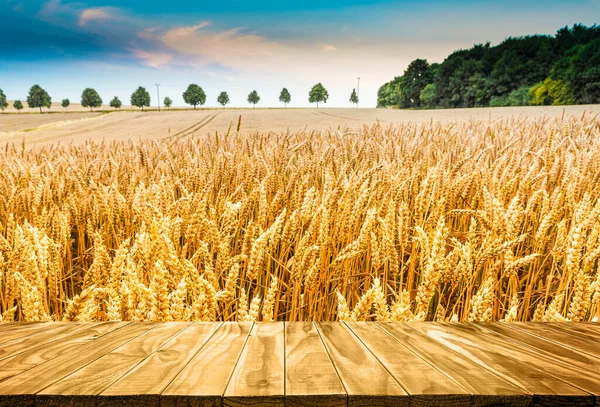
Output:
top-left (217, 92), bottom-right (230, 107)
top-left (110, 96), bottom-right (122, 109)
top-left (0, 89), bottom-right (7, 112)
top-left (131, 86), bottom-right (151, 111)
top-left (62, 99), bottom-right (70, 112)
top-left (349, 88), bottom-right (358, 107)
top-left (27, 84), bottom-right (51, 113)
top-left (419, 83), bottom-right (437, 108)
top-left (247, 90), bottom-right (260, 107)
top-left (81, 88), bottom-right (102, 111)
top-left (13, 100), bottom-right (23, 113)
top-left (529, 78), bottom-right (575, 106)
top-left (279, 88), bottom-right (291, 107)
top-left (164, 97), bottom-right (173, 110)
top-left (399, 59), bottom-right (434, 108)
top-left (308, 83), bottom-right (329, 108)
top-left (182, 84), bottom-right (206, 109)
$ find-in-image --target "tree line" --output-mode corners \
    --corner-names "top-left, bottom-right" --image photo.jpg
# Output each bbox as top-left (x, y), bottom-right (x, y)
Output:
top-left (377, 24), bottom-right (600, 109)
top-left (0, 82), bottom-right (360, 113)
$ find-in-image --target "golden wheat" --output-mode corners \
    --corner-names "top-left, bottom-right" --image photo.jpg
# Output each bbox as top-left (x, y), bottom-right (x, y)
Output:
top-left (1, 114), bottom-right (600, 322)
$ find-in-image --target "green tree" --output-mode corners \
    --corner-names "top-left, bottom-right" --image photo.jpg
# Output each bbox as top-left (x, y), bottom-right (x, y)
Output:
top-left (182, 84), bottom-right (206, 109)
top-left (131, 86), bottom-right (151, 111)
top-left (164, 97), bottom-right (173, 110)
top-left (247, 90), bottom-right (260, 107)
top-left (110, 96), bottom-right (122, 109)
top-left (350, 88), bottom-right (358, 107)
top-left (419, 83), bottom-right (437, 108)
top-left (0, 89), bottom-right (7, 112)
top-left (27, 84), bottom-right (51, 113)
top-left (217, 92), bottom-right (230, 107)
top-left (399, 59), bottom-right (433, 108)
top-left (308, 83), bottom-right (329, 108)
top-left (62, 99), bottom-right (70, 112)
top-left (529, 78), bottom-right (575, 106)
top-left (13, 100), bottom-right (23, 113)
top-left (81, 88), bottom-right (102, 111)
top-left (279, 88), bottom-right (291, 107)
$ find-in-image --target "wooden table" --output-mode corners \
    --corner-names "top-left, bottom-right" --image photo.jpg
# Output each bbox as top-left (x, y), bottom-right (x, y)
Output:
top-left (0, 322), bottom-right (598, 406)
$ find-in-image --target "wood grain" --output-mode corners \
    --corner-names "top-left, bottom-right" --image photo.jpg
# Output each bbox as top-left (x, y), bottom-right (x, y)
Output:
top-left (0, 322), bottom-right (155, 399)
top-left (35, 322), bottom-right (189, 406)
top-left (97, 322), bottom-right (221, 407)
top-left (161, 322), bottom-right (253, 407)
top-left (285, 322), bottom-right (346, 407)
top-left (347, 322), bottom-right (469, 407)
top-left (316, 322), bottom-right (408, 407)
top-left (0, 322), bottom-right (128, 382)
top-left (507, 322), bottom-right (600, 359)
top-left (0, 323), bottom-right (90, 361)
top-left (377, 322), bottom-right (531, 407)
top-left (408, 322), bottom-right (595, 406)
top-left (0, 323), bottom-right (84, 347)
top-left (223, 322), bottom-right (285, 407)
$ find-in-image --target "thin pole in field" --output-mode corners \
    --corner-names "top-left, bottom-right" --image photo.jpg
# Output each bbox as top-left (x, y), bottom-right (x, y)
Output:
top-left (155, 84), bottom-right (161, 111)
top-left (357, 77), bottom-right (360, 108)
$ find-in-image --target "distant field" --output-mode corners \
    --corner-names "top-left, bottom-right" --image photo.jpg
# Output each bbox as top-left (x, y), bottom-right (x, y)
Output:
top-left (1, 104), bottom-right (599, 145)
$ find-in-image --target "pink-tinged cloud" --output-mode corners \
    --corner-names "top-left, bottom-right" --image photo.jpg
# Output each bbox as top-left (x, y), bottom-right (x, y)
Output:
top-left (79, 7), bottom-right (114, 27)
top-left (129, 48), bottom-right (173, 68)
top-left (321, 44), bottom-right (338, 51)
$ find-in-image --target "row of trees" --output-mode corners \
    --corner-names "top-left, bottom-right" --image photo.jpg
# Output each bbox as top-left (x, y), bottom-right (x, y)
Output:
top-left (1, 83), bottom-right (358, 113)
top-left (378, 24), bottom-right (600, 109)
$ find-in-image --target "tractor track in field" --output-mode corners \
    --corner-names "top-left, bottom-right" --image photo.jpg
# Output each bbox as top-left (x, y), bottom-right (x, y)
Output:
top-left (167, 112), bottom-right (220, 140)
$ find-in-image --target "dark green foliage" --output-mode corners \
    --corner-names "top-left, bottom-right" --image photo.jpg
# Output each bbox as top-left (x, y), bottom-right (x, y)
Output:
top-left (182, 84), bottom-right (206, 109)
top-left (62, 99), bottom-right (70, 112)
top-left (217, 92), bottom-right (230, 107)
top-left (81, 88), bottom-right (102, 111)
top-left (27, 84), bottom-right (51, 113)
top-left (308, 83), bottom-right (328, 108)
top-left (131, 86), bottom-right (151, 111)
top-left (164, 97), bottom-right (173, 109)
top-left (350, 88), bottom-right (358, 106)
top-left (247, 90), bottom-right (260, 107)
top-left (13, 100), bottom-right (23, 113)
top-left (279, 88), bottom-right (291, 107)
top-left (110, 96), bottom-right (122, 109)
top-left (378, 24), bottom-right (600, 109)
top-left (0, 89), bottom-right (7, 112)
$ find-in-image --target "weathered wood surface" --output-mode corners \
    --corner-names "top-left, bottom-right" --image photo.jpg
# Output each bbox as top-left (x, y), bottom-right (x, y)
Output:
top-left (0, 322), bottom-right (598, 407)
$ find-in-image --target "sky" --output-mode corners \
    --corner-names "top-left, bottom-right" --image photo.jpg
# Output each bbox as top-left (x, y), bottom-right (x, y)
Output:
top-left (1, 0), bottom-right (599, 108)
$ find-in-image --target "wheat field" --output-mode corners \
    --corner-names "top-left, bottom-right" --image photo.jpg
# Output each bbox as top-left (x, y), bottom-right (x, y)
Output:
top-left (1, 113), bottom-right (599, 323)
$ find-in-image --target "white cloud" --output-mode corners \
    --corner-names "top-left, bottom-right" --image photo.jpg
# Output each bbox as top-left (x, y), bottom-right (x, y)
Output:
top-left (79, 7), bottom-right (114, 27)
top-left (224, 76), bottom-right (234, 82)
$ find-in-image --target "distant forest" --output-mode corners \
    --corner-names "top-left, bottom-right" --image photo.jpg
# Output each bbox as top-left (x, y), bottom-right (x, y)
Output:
top-left (377, 24), bottom-right (600, 109)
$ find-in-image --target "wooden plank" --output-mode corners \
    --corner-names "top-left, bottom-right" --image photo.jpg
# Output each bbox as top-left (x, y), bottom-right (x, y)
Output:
top-left (346, 322), bottom-right (469, 407)
top-left (408, 322), bottom-right (595, 406)
top-left (0, 322), bottom-right (128, 382)
top-left (97, 322), bottom-right (222, 407)
top-left (223, 322), bottom-right (285, 407)
top-left (507, 323), bottom-right (600, 359)
top-left (285, 322), bottom-right (346, 407)
top-left (0, 322), bottom-right (156, 407)
top-left (377, 322), bottom-right (532, 407)
top-left (483, 323), bottom-right (600, 371)
top-left (316, 322), bottom-right (408, 407)
top-left (0, 323), bottom-right (83, 347)
top-left (161, 322), bottom-right (253, 407)
top-left (35, 322), bottom-right (190, 406)
top-left (0, 323), bottom-right (93, 361)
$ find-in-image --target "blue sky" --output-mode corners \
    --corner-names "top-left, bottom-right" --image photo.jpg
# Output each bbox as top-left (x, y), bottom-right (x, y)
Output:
top-left (1, 0), bottom-right (599, 108)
